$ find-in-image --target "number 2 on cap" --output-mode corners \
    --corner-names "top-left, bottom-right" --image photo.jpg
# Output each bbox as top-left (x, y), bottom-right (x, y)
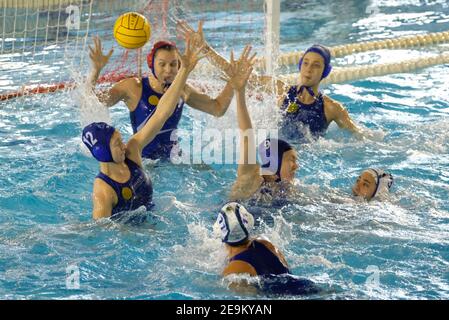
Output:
top-left (83, 132), bottom-right (98, 148)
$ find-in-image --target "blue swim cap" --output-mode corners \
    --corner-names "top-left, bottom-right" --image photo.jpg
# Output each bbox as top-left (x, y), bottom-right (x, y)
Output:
top-left (82, 122), bottom-right (115, 162)
top-left (298, 44), bottom-right (332, 79)
top-left (258, 138), bottom-right (293, 181)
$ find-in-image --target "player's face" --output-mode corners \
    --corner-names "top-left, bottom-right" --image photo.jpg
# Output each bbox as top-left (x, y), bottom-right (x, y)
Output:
top-left (154, 49), bottom-right (179, 85)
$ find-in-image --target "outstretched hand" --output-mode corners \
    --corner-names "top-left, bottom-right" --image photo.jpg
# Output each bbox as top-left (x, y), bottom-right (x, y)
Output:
top-left (177, 34), bottom-right (207, 74)
top-left (88, 36), bottom-right (113, 71)
top-left (177, 20), bottom-right (209, 55)
top-left (221, 45), bottom-right (257, 91)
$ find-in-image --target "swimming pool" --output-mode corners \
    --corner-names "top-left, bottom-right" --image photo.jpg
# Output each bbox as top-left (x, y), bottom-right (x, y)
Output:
top-left (0, 0), bottom-right (448, 299)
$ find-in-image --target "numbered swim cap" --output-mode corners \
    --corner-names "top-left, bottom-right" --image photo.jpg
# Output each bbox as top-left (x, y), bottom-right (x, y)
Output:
top-left (258, 138), bottom-right (293, 181)
top-left (82, 122), bottom-right (115, 162)
top-left (298, 44), bottom-right (333, 79)
top-left (214, 202), bottom-right (254, 246)
top-left (365, 168), bottom-right (394, 198)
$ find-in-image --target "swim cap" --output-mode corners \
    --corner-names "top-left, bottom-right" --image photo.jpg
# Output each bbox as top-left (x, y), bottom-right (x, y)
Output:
top-left (364, 168), bottom-right (394, 199)
top-left (82, 122), bottom-right (115, 162)
top-left (298, 44), bottom-right (332, 79)
top-left (258, 138), bottom-right (293, 181)
top-left (147, 41), bottom-right (177, 80)
top-left (213, 202), bottom-right (254, 246)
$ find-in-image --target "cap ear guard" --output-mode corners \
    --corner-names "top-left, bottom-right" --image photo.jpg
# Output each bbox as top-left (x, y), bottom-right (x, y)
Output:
top-left (376, 172), bottom-right (394, 197)
top-left (215, 210), bottom-right (230, 243)
top-left (322, 63), bottom-right (333, 79)
top-left (259, 139), bottom-right (278, 176)
top-left (258, 138), bottom-right (293, 181)
top-left (365, 168), bottom-right (394, 199)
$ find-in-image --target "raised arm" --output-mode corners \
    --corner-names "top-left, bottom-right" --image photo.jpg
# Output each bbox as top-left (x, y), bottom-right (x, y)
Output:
top-left (178, 20), bottom-right (230, 72)
top-left (183, 81), bottom-right (234, 117)
top-left (126, 35), bottom-right (206, 163)
top-left (219, 46), bottom-right (266, 203)
top-left (177, 21), bottom-right (234, 117)
top-left (88, 36), bottom-right (131, 107)
top-left (221, 47), bottom-right (259, 177)
top-left (178, 21), bottom-right (287, 102)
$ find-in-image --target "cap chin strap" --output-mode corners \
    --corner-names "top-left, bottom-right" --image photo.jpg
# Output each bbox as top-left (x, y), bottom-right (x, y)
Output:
top-left (298, 85), bottom-right (319, 101)
top-left (369, 168), bottom-right (381, 198)
top-left (150, 73), bottom-right (172, 91)
top-left (162, 81), bottom-right (172, 90)
top-left (366, 169), bottom-right (393, 199)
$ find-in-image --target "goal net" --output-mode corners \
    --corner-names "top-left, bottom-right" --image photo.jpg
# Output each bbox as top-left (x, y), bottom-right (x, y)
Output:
top-left (0, 0), bottom-right (267, 100)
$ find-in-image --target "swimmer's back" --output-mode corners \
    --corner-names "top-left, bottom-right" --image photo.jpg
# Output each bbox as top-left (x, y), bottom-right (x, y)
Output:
top-left (226, 238), bottom-right (290, 276)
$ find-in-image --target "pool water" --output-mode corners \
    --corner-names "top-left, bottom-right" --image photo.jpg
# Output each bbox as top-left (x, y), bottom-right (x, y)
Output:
top-left (0, 0), bottom-right (448, 299)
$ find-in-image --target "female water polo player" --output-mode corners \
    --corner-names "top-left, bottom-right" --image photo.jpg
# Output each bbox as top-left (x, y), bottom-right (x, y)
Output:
top-left (253, 44), bottom-right (376, 141)
top-left (213, 202), bottom-right (319, 295)
top-left (352, 168), bottom-right (394, 201)
top-left (88, 22), bottom-right (235, 160)
top-left (82, 34), bottom-right (205, 220)
top-left (218, 46), bottom-right (299, 203)
top-left (214, 54), bottom-right (318, 290)
top-left (274, 45), bottom-right (369, 140)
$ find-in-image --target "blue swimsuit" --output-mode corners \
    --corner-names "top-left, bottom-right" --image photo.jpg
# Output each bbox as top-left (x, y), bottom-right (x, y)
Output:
top-left (230, 239), bottom-right (290, 275)
top-left (280, 85), bottom-right (329, 140)
top-left (130, 77), bottom-right (184, 160)
top-left (96, 158), bottom-right (153, 220)
top-left (247, 181), bottom-right (290, 210)
top-left (230, 239), bottom-right (320, 295)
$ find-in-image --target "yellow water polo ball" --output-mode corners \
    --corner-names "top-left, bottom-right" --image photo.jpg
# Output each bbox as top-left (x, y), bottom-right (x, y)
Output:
top-left (113, 12), bottom-right (151, 49)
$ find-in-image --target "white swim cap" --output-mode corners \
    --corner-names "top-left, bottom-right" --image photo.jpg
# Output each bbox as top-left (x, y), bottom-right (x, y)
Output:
top-left (365, 169), bottom-right (394, 199)
top-left (213, 202), bottom-right (255, 246)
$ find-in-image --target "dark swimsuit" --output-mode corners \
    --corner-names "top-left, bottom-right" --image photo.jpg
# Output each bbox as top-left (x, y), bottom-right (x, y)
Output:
top-left (230, 239), bottom-right (290, 276)
top-left (229, 239), bottom-right (320, 295)
top-left (96, 158), bottom-right (153, 222)
top-left (280, 85), bottom-right (329, 140)
top-left (130, 77), bottom-right (184, 160)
